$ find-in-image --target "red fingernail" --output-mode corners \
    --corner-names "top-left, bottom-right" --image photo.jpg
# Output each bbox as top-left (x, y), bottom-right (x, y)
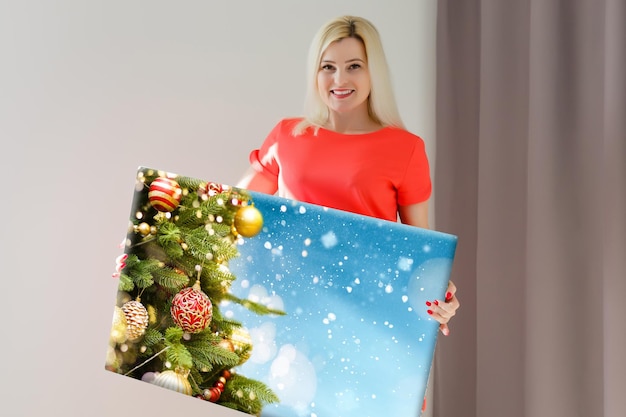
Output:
top-left (445, 292), bottom-right (453, 301)
top-left (434, 300), bottom-right (439, 306)
top-left (425, 301), bottom-right (432, 306)
top-left (427, 310), bottom-right (433, 315)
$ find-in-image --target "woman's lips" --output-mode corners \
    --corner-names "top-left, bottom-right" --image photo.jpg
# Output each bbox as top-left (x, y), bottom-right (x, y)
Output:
top-left (331, 89), bottom-right (354, 98)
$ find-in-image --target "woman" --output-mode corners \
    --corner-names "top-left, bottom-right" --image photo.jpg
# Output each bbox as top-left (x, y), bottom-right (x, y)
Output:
top-left (238, 15), bottom-right (459, 335)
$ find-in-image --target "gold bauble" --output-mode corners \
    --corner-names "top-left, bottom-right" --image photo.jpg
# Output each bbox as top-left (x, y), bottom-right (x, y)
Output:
top-left (233, 205), bottom-right (263, 238)
top-left (230, 327), bottom-right (253, 364)
top-left (217, 338), bottom-right (235, 352)
top-left (137, 222), bottom-right (151, 236)
top-left (147, 304), bottom-right (158, 325)
top-left (152, 369), bottom-right (192, 396)
top-left (105, 345), bottom-right (121, 371)
top-left (110, 306), bottom-right (128, 344)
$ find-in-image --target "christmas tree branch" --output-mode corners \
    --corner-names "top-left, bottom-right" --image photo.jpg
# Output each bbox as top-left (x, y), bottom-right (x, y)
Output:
top-left (124, 345), bottom-right (170, 376)
top-left (223, 293), bottom-right (286, 316)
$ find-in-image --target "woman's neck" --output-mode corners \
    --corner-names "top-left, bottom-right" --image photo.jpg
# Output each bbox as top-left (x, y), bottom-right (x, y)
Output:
top-left (323, 111), bottom-right (383, 134)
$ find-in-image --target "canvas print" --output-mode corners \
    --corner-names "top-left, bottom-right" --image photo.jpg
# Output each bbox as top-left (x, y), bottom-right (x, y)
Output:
top-left (106, 167), bottom-right (457, 417)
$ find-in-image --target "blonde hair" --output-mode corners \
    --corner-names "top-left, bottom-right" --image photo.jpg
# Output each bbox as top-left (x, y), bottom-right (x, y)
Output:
top-left (294, 15), bottom-right (405, 135)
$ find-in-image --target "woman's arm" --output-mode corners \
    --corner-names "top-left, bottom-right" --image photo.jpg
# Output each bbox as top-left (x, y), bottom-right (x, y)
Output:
top-left (399, 201), bottom-right (459, 336)
top-left (398, 201), bottom-right (430, 229)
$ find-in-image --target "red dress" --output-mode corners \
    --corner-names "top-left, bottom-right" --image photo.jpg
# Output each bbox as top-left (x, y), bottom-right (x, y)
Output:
top-left (249, 118), bottom-right (432, 222)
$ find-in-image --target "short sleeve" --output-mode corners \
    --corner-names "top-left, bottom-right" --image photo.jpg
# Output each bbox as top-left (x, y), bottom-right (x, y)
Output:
top-left (248, 121), bottom-right (283, 180)
top-left (397, 137), bottom-right (432, 205)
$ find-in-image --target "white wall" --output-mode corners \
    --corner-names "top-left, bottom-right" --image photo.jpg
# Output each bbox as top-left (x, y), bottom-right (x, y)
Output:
top-left (0, 1), bottom-right (436, 416)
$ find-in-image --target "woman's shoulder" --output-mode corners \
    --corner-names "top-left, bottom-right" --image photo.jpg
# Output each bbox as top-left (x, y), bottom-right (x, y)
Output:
top-left (379, 125), bottom-right (425, 145)
top-left (275, 117), bottom-right (305, 129)
top-left (262, 117), bottom-right (305, 141)
top-left (264, 117), bottom-right (305, 137)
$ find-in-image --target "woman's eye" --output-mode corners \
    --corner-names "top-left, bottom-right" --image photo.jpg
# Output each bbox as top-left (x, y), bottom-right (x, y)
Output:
top-left (349, 63), bottom-right (361, 70)
top-left (321, 64), bottom-right (335, 71)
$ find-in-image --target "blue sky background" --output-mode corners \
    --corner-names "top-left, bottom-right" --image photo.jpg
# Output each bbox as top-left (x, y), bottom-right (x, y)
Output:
top-left (225, 192), bottom-right (457, 417)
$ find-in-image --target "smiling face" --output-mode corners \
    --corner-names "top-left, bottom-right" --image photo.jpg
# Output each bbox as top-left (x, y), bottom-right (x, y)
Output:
top-left (316, 37), bottom-right (371, 119)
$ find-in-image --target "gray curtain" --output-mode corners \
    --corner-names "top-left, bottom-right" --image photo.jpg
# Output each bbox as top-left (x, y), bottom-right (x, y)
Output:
top-left (433, 1), bottom-right (625, 417)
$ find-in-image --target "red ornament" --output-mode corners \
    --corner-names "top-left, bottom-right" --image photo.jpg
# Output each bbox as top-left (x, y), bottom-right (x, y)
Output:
top-left (202, 387), bottom-right (222, 402)
top-left (148, 177), bottom-right (182, 212)
top-left (170, 281), bottom-right (213, 333)
top-left (207, 387), bottom-right (221, 402)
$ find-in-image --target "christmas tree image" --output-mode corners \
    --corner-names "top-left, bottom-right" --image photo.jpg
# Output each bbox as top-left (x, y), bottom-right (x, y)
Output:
top-left (107, 166), bottom-right (458, 417)
top-left (106, 167), bottom-right (283, 415)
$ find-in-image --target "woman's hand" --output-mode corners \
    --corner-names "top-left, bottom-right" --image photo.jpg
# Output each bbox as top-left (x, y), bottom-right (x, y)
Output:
top-left (398, 203), bottom-right (460, 335)
top-left (426, 280), bottom-right (459, 336)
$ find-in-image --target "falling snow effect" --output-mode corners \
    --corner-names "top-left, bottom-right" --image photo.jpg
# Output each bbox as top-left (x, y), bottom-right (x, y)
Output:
top-left (227, 192), bottom-right (457, 417)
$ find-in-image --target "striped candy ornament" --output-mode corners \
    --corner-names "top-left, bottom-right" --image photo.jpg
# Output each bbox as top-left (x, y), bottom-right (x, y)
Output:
top-left (148, 177), bottom-right (182, 212)
top-left (170, 280), bottom-right (213, 333)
